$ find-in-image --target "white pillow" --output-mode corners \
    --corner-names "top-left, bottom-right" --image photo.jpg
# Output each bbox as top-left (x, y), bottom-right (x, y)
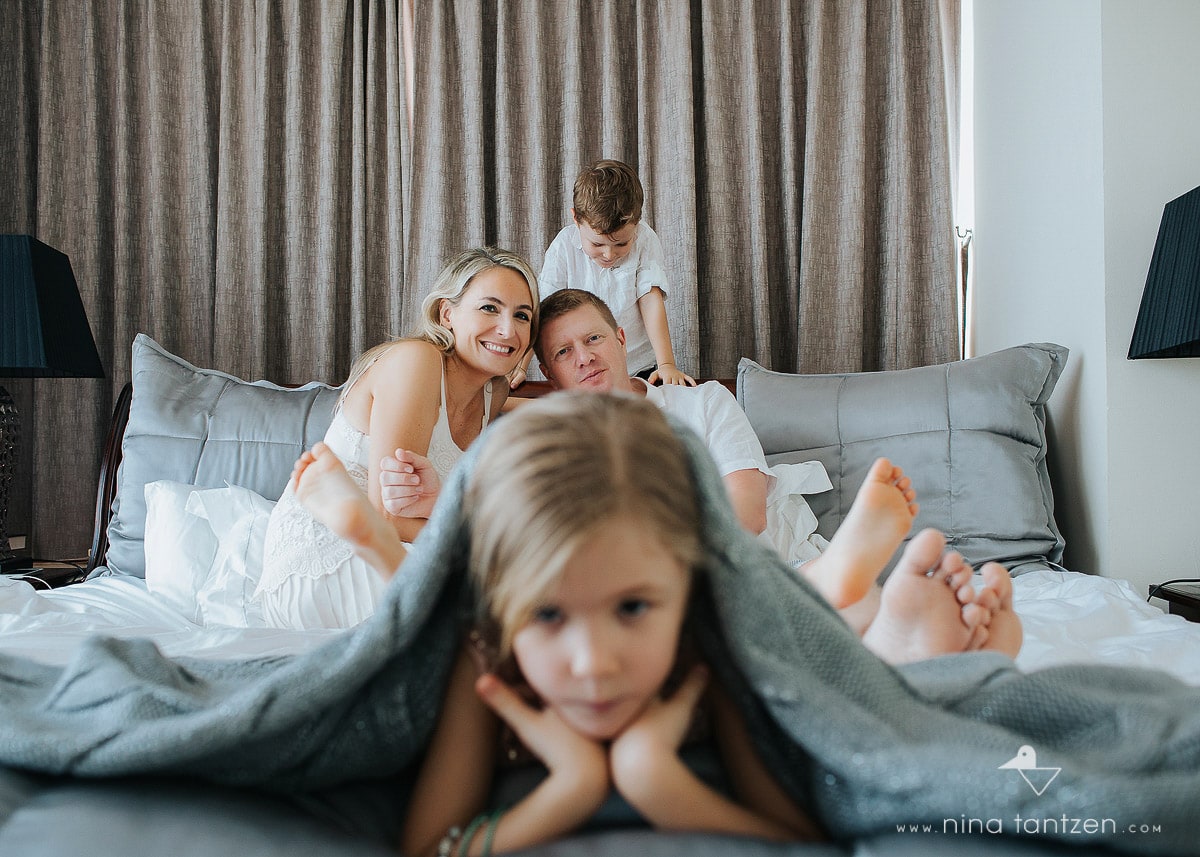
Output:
top-left (187, 485), bottom-right (275, 628)
top-left (763, 461), bottom-right (833, 566)
top-left (143, 480), bottom-right (218, 623)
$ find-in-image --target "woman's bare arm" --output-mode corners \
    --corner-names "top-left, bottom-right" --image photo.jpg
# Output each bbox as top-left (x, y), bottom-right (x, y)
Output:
top-left (350, 341), bottom-right (444, 543)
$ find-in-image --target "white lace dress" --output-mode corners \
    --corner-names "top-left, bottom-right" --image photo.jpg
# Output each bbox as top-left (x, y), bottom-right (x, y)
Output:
top-left (255, 369), bottom-right (492, 630)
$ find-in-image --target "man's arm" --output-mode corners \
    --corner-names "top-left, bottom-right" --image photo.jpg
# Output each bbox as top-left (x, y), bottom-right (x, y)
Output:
top-left (686, 382), bottom-right (772, 535)
top-left (379, 448), bottom-right (442, 518)
top-left (722, 468), bottom-right (768, 535)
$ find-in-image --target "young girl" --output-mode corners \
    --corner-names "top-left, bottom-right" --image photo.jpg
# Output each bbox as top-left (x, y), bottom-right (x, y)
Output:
top-left (289, 392), bottom-right (1019, 855)
top-left (255, 247), bottom-right (539, 630)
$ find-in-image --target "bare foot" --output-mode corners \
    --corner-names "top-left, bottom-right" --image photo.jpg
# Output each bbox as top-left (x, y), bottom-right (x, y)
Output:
top-left (969, 562), bottom-right (1023, 657)
top-left (294, 442), bottom-right (408, 578)
top-left (862, 528), bottom-right (985, 664)
top-left (801, 458), bottom-right (919, 609)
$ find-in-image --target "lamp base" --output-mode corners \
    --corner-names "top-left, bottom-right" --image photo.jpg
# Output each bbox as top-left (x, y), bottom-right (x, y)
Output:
top-left (0, 383), bottom-right (18, 563)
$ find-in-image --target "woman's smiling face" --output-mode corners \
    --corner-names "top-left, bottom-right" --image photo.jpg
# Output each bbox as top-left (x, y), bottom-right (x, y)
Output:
top-left (440, 266), bottom-right (535, 374)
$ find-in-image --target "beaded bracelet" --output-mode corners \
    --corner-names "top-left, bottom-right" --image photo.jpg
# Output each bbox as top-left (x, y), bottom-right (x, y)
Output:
top-left (436, 812), bottom-right (488, 857)
top-left (479, 809), bottom-right (503, 857)
top-left (435, 824), bottom-right (462, 857)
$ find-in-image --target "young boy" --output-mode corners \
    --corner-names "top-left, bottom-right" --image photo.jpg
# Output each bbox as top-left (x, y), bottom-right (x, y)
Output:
top-left (515, 159), bottom-right (696, 388)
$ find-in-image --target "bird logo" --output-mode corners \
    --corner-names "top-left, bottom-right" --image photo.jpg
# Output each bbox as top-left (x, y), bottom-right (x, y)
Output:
top-left (999, 745), bottom-right (1061, 796)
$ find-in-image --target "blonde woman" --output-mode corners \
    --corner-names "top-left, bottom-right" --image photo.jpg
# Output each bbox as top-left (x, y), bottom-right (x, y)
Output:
top-left (256, 247), bottom-right (539, 630)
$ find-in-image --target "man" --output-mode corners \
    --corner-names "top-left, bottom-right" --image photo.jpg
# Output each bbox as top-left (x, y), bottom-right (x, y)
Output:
top-left (531, 289), bottom-right (770, 533)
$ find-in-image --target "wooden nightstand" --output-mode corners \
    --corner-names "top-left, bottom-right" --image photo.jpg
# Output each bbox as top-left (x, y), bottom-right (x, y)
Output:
top-left (2, 560), bottom-right (88, 589)
top-left (1150, 581), bottom-right (1200, 623)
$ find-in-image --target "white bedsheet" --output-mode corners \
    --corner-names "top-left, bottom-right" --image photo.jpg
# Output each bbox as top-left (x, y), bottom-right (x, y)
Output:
top-left (2, 569), bottom-right (1198, 681)
top-left (0, 575), bottom-right (344, 665)
top-left (1008, 569), bottom-right (1200, 684)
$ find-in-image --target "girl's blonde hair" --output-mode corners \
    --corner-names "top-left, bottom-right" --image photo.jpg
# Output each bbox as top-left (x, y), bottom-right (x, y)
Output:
top-left (464, 392), bottom-right (703, 656)
top-left (340, 248), bottom-right (539, 404)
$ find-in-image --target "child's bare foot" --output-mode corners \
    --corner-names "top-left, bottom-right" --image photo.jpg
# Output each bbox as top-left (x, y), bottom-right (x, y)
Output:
top-left (801, 458), bottom-right (919, 609)
top-left (862, 528), bottom-right (986, 664)
top-left (968, 562), bottom-right (1023, 657)
top-left (294, 443), bottom-right (408, 578)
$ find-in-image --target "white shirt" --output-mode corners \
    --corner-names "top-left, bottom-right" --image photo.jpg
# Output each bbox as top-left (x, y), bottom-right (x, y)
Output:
top-left (636, 379), bottom-right (771, 480)
top-left (637, 378), bottom-right (830, 566)
top-left (539, 222), bottom-right (669, 374)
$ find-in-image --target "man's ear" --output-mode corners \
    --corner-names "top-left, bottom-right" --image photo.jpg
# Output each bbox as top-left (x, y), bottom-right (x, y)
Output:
top-left (616, 327), bottom-right (626, 347)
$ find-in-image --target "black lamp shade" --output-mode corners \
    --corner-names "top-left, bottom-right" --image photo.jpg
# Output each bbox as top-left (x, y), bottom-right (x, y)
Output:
top-left (1, 235), bottom-right (105, 378)
top-left (1128, 185), bottom-right (1200, 359)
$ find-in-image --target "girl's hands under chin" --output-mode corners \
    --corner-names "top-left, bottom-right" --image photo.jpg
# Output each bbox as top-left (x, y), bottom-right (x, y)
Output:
top-left (610, 664), bottom-right (709, 791)
top-left (475, 673), bottom-right (609, 800)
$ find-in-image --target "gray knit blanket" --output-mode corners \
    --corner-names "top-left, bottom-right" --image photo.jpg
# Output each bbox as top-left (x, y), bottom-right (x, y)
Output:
top-left (1, 418), bottom-right (1196, 855)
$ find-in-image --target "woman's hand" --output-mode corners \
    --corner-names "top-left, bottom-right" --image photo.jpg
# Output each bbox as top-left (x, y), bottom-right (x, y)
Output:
top-left (610, 664), bottom-right (708, 798)
top-left (378, 448), bottom-right (441, 518)
top-left (475, 674), bottom-right (610, 805)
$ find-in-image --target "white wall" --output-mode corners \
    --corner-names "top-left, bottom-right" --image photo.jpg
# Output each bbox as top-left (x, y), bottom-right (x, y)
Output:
top-left (973, 0), bottom-right (1200, 595)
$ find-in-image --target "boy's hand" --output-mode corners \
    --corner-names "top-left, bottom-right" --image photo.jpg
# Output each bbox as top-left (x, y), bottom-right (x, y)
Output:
top-left (379, 448), bottom-right (441, 518)
top-left (648, 364), bottom-right (696, 386)
top-left (508, 365), bottom-right (528, 389)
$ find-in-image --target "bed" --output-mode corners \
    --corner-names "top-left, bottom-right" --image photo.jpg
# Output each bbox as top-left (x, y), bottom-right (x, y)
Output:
top-left (1, 334), bottom-right (1194, 857)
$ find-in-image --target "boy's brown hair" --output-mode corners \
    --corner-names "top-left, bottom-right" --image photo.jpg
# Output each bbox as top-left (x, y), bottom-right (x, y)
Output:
top-left (572, 159), bottom-right (643, 235)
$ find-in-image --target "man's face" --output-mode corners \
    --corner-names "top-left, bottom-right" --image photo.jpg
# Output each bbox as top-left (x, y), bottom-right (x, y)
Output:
top-left (539, 305), bottom-right (630, 392)
top-left (574, 215), bottom-right (638, 270)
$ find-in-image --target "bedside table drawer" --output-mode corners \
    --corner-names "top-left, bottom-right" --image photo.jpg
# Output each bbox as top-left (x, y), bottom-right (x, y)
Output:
top-left (1150, 582), bottom-right (1200, 623)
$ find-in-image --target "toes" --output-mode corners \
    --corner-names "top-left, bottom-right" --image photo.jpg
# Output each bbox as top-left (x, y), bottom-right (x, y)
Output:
top-left (890, 528), bottom-right (946, 579)
top-left (981, 562), bottom-right (1014, 604)
top-left (973, 586), bottom-right (1001, 614)
top-left (945, 566), bottom-right (975, 605)
top-left (866, 457), bottom-right (894, 483)
top-left (965, 623), bottom-right (989, 651)
top-left (962, 601), bottom-right (990, 629)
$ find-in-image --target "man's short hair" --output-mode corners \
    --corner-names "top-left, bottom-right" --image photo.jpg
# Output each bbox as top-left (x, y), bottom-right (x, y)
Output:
top-left (572, 160), bottom-right (643, 235)
top-left (535, 289), bottom-right (620, 365)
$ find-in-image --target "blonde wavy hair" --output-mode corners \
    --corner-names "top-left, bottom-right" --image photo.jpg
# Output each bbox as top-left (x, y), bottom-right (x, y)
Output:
top-left (340, 248), bottom-right (539, 404)
top-left (464, 392), bottom-right (702, 656)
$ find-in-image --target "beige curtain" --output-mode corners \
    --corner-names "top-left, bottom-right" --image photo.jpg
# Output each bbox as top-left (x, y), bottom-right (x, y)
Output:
top-left (410, 0), bottom-right (960, 376)
top-left (1, 1), bottom-right (409, 558)
top-left (2, 0), bottom-right (958, 561)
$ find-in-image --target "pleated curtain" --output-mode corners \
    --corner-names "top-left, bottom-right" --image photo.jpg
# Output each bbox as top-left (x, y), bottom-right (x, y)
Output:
top-left (1, 0), bottom-right (958, 561)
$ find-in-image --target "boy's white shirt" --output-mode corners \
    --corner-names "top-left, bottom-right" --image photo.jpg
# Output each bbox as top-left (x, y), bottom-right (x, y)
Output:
top-left (539, 222), bottom-right (669, 374)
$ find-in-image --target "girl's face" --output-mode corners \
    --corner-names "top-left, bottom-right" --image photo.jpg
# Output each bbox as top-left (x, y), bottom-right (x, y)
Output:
top-left (440, 267), bottom-right (535, 375)
top-left (510, 516), bottom-right (690, 741)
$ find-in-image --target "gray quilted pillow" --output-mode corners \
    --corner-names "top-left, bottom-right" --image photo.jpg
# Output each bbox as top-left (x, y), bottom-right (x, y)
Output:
top-left (737, 343), bottom-right (1068, 572)
top-left (102, 334), bottom-right (340, 579)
